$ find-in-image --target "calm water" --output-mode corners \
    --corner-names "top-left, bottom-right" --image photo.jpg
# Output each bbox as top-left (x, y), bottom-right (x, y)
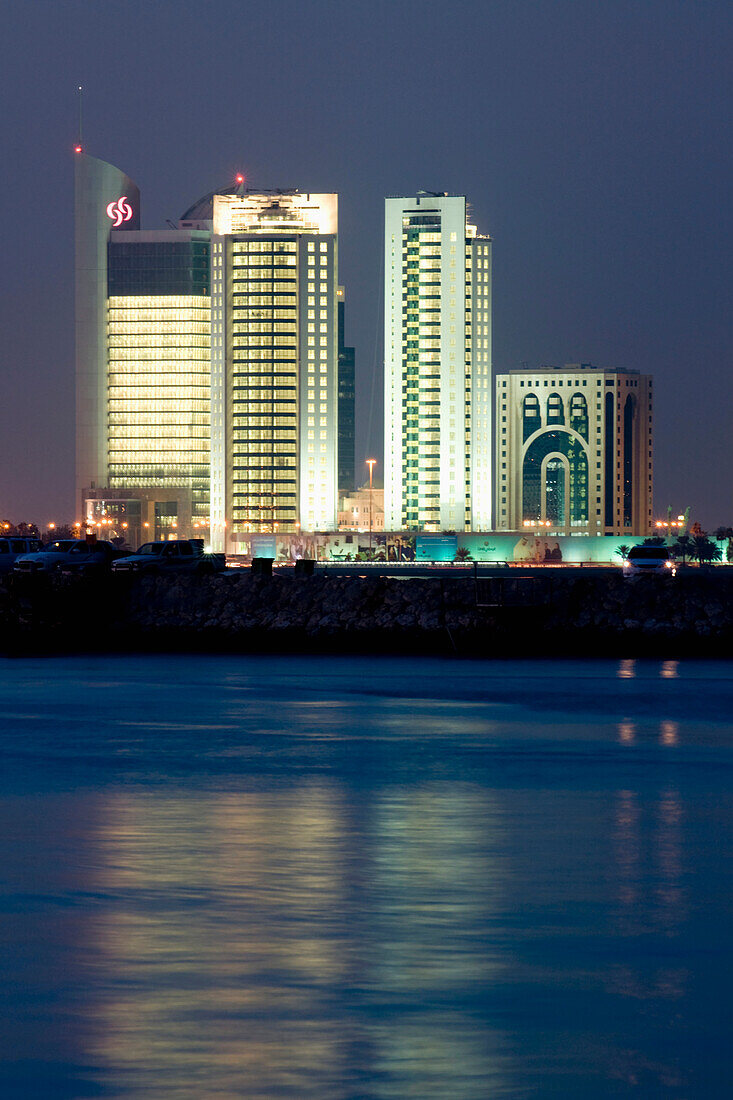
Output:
top-left (0, 655), bottom-right (731, 1099)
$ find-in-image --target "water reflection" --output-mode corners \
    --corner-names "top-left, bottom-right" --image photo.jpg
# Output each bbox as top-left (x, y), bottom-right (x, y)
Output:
top-left (617, 659), bottom-right (636, 679)
top-left (608, 785), bottom-right (688, 1087)
top-left (88, 784), bottom-right (511, 1098)
top-left (618, 721), bottom-right (636, 744)
top-left (661, 660), bottom-right (679, 679)
top-left (660, 720), bottom-right (679, 745)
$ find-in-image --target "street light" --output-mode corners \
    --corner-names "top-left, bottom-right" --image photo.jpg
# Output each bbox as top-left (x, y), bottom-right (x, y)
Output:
top-left (366, 459), bottom-right (377, 553)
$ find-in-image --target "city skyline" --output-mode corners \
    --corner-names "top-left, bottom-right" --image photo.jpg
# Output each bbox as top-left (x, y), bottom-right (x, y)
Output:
top-left (0, 1), bottom-right (730, 528)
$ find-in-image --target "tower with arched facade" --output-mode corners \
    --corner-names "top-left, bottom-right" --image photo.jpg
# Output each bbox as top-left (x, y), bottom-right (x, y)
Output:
top-left (495, 364), bottom-right (653, 536)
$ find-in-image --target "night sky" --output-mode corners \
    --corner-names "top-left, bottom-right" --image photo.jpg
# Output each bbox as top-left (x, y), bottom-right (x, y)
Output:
top-left (0, 0), bottom-right (730, 527)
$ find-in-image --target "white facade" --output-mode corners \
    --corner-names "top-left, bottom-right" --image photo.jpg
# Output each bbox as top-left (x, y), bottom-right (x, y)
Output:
top-left (384, 193), bottom-right (492, 532)
top-left (209, 192), bottom-right (338, 551)
top-left (496, 364), bottom-right (653, 536)
top-left (75, 152), bottom-right (140, 511)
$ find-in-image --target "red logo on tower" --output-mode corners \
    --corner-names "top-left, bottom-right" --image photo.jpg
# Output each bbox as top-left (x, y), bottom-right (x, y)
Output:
top-left (106, 196), bottom-right (133, 227)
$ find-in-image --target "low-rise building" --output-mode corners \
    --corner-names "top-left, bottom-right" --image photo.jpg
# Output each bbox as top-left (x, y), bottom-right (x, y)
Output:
top-left (338, 485), bottom-right (385, 532)
top-left (496, 364), bottom-right (653, 536)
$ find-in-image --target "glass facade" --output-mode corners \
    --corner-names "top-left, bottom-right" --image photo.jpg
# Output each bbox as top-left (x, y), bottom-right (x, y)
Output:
top-left (522, 428), bottom-right (589, 526)
top-left (228, 239), bottom-right (299, 531)
top-left (108, 241), bottom-right (210, 296)
top-left (106, 295), bottom-right (211, 521)
top-left (337, 297), bottom-right (355, 493)
top-left (208, 192), bottom-right (339, 547)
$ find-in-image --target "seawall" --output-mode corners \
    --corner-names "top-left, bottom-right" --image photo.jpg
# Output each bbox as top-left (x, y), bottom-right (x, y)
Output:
top-left (2, 569), bottom-right (732, 658)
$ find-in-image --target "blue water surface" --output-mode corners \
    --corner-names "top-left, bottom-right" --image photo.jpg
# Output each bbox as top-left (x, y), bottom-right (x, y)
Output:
top-left (0, 654), bottom-right (731, 1099)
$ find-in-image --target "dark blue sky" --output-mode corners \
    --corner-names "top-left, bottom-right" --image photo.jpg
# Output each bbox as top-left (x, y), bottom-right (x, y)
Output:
top-left (0, 0), bottom-right (730, 526)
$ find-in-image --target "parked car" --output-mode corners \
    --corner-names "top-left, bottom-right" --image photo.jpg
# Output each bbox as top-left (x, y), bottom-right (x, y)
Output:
top-left (111, 538), bottom-right (226, 576)
top-left (14, 539), bottom-right (123, 575)
top-left (59, 541), bottom-right (129, 576)
top-left (0, 536), bottom-right (43, 575)
top-left (622, 544), bottom-right (676, 577)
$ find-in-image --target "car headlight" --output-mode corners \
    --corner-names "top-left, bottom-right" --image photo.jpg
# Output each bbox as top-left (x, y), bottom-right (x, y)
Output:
top-left (665, 560), bottom-right (674, 568)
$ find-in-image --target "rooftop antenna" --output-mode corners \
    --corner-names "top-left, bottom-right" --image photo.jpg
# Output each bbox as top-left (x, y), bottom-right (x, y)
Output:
top-left (75, 85), bottom-right (84, 153)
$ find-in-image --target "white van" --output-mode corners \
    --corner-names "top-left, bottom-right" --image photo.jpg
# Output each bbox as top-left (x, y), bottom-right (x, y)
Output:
top-left (623, 544), bottom-right (676, 577)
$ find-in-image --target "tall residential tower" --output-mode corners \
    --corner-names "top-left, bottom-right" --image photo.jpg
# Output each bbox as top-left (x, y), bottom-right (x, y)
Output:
top-left (384, 193), bottom-right (492, 531)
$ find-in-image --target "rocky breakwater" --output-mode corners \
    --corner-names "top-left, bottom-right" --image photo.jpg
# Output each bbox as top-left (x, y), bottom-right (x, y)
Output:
top-left (2, 569), bottom-right (732, 656)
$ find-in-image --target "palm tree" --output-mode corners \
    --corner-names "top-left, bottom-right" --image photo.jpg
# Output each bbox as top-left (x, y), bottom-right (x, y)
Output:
top-left (692, 536), bottom-right (723, 566)
top-left (615, 544), bottom-right (632, 561)
top-left (671, 534), bottom-right (695, 565)
top-left (454, 546), bottom-right (473, 561)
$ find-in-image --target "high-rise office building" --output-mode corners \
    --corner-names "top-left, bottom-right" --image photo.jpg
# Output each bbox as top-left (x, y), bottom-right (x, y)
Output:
top-left (337, 287), bottom-right (356, 493)
top-left (384, 192), bottom-right (492, 532)
top-left (76, 155), bottom-right (340, 550)
top-left (182, 187), bottom-right (339, 550)
top-left (75, 151), bottom-right (211, 546)
top-left (495, 364), bottom-right (653, 535)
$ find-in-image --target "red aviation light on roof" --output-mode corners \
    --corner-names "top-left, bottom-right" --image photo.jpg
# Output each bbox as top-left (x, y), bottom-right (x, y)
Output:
top-left (74, 144), bottom-right (83, 154)
top-left (235, 173), bottom-right (244, 184)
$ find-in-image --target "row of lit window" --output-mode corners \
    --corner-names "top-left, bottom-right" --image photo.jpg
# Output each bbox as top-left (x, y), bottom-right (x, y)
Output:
top-left (234, 322), bottom-right (297, 334)
top-left (232, 310), bottom-right (296, 324)
top-left (233, 432), bottom-right (297, 442)
top-left (109, 450), bottom-right (207, 463)
top-left (231, 404), bottom-right (296, 415)
top-left (230, 472), bottom-right (297, 483)
top-left (231, 299), bottom-right (296, 312)
top-left (109, 325), bottom-right (211, 339)
top-left (109, 375), bottom-right (209, 389)
top-left (232, 418), bottom-right (296, 428)
top-left (109, 401), bottom-right (209, 414)
top-left (108, 474), bottom-right (207, 484)
top-left (232, 255), bottom-right (297, 267)
top-left (108, 425), bottom-right (209, 440)
top-left (232, 338), bottom-right (298, 349)
top-left (109, 413), bottom-right (210, 426)
top-left (231, 439), bottom-right (297, 451)
top-left (108, 296), bottom-right (209, 310)
top-left (108, 387), bottom-right (209, 399)
top-left (231, 241), bottom-right (298, 253)
top-left (108, 311), bottom-right (210, 325)
top-left (109, 351), bottom-right (211, 364)
top-left (108, 295), bottom-right (210, 306)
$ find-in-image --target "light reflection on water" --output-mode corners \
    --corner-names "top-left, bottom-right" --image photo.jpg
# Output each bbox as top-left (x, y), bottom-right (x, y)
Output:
top-left (89, 784), bottom-right (509, 1099)
top-left (0, 655), bottom-right (732, 1098)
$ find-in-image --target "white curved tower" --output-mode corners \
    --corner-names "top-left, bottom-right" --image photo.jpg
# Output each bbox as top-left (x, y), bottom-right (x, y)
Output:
top-left (75, 151), bottom-right (140, 513)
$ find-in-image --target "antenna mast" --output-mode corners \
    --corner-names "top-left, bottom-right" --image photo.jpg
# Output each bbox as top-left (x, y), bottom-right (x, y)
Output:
top-left (77, 85), bottom-right (83, 145)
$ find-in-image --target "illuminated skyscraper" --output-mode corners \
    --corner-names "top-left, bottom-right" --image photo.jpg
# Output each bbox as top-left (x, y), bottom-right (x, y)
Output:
top-left (75, 151), bottom-right (211, 544)
top-left (76, 157), bottom-right (340, 549)
top-left (182, 187), bottom-right (339, 549)
top-left (384, 193), bottom-right (492, 532)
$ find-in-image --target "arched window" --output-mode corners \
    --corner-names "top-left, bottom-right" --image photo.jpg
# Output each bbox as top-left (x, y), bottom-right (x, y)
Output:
top-left (604, 392), bottom-right (615, 527)
top-left (547, 392), bottom-right (564, 425)
top-left (522, 429), bottom-right (588, 525)
top-left (545, 457), bottom-right (568, 525)
top-left (522, 393), bottom-right (540, 442)
top-left (623, 394), bottom-right (635, 527)
top-left (570, 393), bottom-right (588, 439)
